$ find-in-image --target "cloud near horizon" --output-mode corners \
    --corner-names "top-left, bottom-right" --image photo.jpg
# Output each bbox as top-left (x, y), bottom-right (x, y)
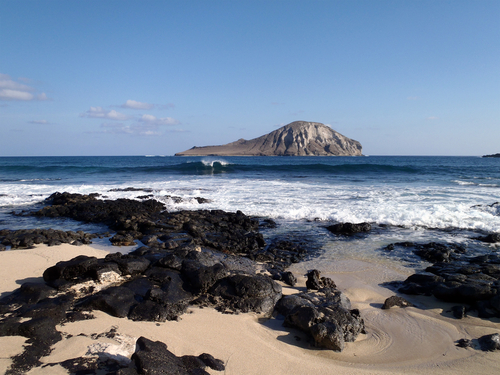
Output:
top-left (99, 122), bottom-right (162, 136)
top-left (80, 107), bottom-right (131, 121)
top-left (139, 114), bottom-right (178, 126)
top-left (0, 73), bottom-right (50, 101)
top-left (28, 120), bottom-right (49, 124)
top-left (120, 100), bottom-right (154, 110)
top-left (81, 104), bottom-right (180, 135)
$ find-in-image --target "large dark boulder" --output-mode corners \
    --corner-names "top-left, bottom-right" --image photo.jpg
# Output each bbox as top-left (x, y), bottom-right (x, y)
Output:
top-left (128, 299), bottom-right (180, 322)
top-left (210, 274), bottom-right (282, 316)
top-left (181, 260), bottom-right (228, 294)
top-left (43, 255), bottom-right (98, 283)
top-left (113, 255), bottom-right (151, 275)
top-left (284, 305), bottom-right (320, 332)
top-left (277, 286), bottom-right (364, 351)
top-left (273, 271), bottom-right (297, 287)
top-left (479, 333), bottom-right (500, 351)
top-left (131, 336), bottom-right (224, 374)
top-left (275, 294), bottom-right (315, 316)
top-left (310, 322), bottom-right (345, 351)
top-left (382, 296), bottom-right (414, 309)
top-left (326, 222), bottom-right (371, 235)
top-left (305, 269), bottom-right (336, 290)
top-left (398, 272), bottom-right (446, 295)
top-left (128, 270), bottom-right (193, 322)
top-left (79, 286), bottom-right (137, 318)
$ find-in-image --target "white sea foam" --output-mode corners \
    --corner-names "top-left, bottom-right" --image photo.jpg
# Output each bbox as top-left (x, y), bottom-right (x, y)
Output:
top-left (1, 174), bottom-right (500, 233)
top-left (453, 180), bottom-right (475, 186)
top-left (200, 158), bottom-right (231, 167)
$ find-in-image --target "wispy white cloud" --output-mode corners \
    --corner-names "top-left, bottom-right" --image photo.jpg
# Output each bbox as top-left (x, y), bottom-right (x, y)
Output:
top-left (83, 106), bottom-right (180, 135)
top-left (80, 107), bottom-right (131, 121)
top-left (28, 120), bottom-right (49, 124)
top-left (426, 116), bottom-right (439, 120)
top-left (0, 74), bottom-right (33, 91)
top-left (139, 114), bottom-right (178, 125)
top-left (0, 89), bottom-right (34, 101)
top-left (0, 73), bottom-right (50, 101)
top-left (120, 99), bottom-right (154, 110)
top-left (99, 122), bottom-right (162, 136)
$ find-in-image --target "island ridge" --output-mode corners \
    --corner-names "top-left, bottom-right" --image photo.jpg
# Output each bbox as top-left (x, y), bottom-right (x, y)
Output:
top-left (175, 121), bottom-right (363, 156)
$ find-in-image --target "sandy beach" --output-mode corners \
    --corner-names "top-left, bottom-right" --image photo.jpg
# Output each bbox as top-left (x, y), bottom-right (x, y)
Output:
top-left (1, 243), bottom-right (499, 374)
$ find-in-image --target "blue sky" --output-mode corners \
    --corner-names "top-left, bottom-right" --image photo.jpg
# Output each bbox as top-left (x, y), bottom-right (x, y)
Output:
top-left (1, 0), bottom-right (498, 156)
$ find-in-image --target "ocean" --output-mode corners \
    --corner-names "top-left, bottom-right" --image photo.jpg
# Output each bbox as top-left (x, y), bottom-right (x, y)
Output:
top-left (1, 155), bottom-right (499, 271)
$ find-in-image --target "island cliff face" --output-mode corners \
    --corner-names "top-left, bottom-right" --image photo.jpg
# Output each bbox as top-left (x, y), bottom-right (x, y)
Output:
top-left (175, 121), bottom-right (363, 156)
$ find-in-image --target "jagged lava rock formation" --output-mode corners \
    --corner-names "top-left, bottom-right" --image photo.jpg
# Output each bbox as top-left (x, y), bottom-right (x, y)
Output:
top-left (175, 121), bottom-right (362, 156)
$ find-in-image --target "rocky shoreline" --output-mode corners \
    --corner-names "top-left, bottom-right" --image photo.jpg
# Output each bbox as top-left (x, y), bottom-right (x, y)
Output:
top-left (0, 192), bottom-right (365, 374)
top-left (1, 192), bottom-right (500, 373)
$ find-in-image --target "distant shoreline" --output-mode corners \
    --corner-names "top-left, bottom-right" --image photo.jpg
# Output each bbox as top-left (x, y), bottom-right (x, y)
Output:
top-left (482, 153), bottom-right (500, 158)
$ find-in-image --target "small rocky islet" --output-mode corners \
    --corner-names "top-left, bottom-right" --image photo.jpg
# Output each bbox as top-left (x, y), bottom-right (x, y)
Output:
top-left (1, 192), bottom-right (500, 373)
top-left (482, 153), bottom-right (500, 158)
top-left (175, 121), bottom-right (363, 156)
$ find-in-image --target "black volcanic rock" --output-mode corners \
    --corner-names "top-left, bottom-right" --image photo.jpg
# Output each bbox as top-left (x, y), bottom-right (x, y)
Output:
top-left (0, 192), bottom-right (364, 373)
top-left (209, 274), bottom-right (283, 317)
top-left (382, 296), bottom-right (414, 309)
top-left (478, 333), bottom-right (500, 351)
top-left (175, 121), bottom-right (362, 156)
top-left (474, 233), bottom-right (500, 243)
top-left (0, 228), bottom-right (98, 250)
top-left (398, 250), bottom-right (500, 318)
top-left (131, 336), bottom-right (225, 374)
top-left (277, 284), bottom-right (364, 351)
top-left (326, 222), bottom-right (371, 235)
top-left (306, 269), bottom-right (336, 290)
top-left (384, 241), bottom-right (466, 263)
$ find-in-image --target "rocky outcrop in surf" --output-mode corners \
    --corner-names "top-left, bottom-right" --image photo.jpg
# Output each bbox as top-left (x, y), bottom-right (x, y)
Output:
top-left (175, 121), bottom-right (362, 156)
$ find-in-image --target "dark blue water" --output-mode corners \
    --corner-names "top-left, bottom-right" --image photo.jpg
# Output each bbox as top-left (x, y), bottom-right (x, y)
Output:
top-left (1, 155), bottom-right (499, 266)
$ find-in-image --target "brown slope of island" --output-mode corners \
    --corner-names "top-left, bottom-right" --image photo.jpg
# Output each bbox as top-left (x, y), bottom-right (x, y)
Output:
top-left (175, 121), bottom-right (363, 156)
